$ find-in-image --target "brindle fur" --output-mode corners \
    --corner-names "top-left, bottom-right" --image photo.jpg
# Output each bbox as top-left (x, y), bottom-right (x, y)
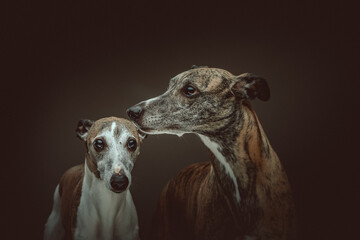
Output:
top-left (128, 67), bottom-right (296, 240)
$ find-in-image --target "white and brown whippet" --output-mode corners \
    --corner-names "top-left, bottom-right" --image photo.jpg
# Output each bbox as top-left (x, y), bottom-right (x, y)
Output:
top-left (127, 66), bottom-right (296, 240)
top-left (44, 117), bottom-right (144, 240)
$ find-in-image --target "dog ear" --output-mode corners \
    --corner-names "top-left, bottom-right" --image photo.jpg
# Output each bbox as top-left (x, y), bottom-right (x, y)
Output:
top-left (76, 119), bottom-right (94, 141)
top-left (231, 73), bottom-right (270, 101)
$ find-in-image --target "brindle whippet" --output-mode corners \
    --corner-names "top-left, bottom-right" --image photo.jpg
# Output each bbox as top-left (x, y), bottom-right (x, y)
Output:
top-left (127, 66), bottom-right (296, 240)
top-left (44, 117), bottom-right (143, 240)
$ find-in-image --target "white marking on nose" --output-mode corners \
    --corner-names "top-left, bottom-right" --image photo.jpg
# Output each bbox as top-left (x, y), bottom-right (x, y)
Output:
top-left (114, 166), bottom-right (121, 174)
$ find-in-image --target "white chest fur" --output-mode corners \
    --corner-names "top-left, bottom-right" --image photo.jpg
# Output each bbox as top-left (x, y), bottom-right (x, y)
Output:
top-left (74, 163), bottom-right (139, 240)
top-left (198, 134), bottom-right (241, 204)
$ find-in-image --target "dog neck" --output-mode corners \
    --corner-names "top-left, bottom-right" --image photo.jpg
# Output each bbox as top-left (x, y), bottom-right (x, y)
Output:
top-left (198, 103), bottom-right (286, 230)
top-left (75, 160), bottom-right (132, 239)
top-left (82, 159), bottom-right (128, 204)
top-left (85, 150), bottom-right (101, 179)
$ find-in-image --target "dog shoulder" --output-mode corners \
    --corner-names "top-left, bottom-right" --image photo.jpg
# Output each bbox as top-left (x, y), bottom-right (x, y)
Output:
top-left (59, 164), bottom-right (84, 196)
top-left (58, 164), bottom-right (84, 237)
top-left (169, 162), bottom-right (211, 191)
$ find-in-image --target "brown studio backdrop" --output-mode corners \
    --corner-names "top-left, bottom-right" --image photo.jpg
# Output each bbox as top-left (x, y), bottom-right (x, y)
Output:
top-left (3, 1), bottom-right (359, 239)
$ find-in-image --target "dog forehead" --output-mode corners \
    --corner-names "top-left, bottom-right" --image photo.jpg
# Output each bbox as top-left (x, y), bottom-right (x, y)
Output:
top-left (87, 117), bottom-right (139, 140)
top-left (172, 67), bottom-right (234, 90)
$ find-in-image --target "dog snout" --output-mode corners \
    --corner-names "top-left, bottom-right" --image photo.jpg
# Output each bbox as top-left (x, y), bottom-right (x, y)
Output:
top-left (110, 174), bottom-right (129, 193)
top-left (127, 105), bottom-right (143, 121)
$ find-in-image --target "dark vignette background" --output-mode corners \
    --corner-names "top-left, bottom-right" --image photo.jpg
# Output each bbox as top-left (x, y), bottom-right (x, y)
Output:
top-left (2, 0), bottom-right (359, 239)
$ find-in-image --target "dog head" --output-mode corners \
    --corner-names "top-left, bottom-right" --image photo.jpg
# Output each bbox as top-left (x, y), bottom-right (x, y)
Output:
top-left (76, 117), bottom-right (144, 193)
top-left (127, 67), bottom-right (269, 136)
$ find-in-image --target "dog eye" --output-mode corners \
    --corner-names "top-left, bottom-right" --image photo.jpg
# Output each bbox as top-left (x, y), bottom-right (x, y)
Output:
top-left (182, 84), bottom-right (198, 97)
top-left (127, 138), bottom-right (137, 152)
top-left (93, 139), bottom-right (105, 152)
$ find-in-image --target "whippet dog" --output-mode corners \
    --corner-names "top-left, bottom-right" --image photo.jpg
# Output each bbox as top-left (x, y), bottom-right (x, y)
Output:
top-left (127, 67), bottom-right (296, 240)
top-left (44, 117), bottom-right (143, 240)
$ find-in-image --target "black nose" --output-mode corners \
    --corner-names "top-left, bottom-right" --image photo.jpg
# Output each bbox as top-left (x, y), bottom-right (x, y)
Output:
top-left (110, 175), bottom-right (129, 193)
top-left (127, 105), bottom-right (143, 121)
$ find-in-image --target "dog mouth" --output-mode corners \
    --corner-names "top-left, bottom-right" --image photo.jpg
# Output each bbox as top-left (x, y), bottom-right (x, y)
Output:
top-left (127, 106), bottom-right (183, 134)
top-left (130, 120), bottom-right (152, 133)
top-left (111, 188), bottom-right (126, 194)
top-left (132, 121), bottom-right (181, 134)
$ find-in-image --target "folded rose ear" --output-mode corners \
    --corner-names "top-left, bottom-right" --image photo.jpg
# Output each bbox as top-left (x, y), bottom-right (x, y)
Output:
top-left (231, 73), bottom-right (270, 101)
top-left (76, 119), bottom-right (94, 141)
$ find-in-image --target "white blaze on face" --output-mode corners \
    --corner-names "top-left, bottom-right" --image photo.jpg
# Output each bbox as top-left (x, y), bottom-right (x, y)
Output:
top-left (92, 121), bottom-right (136, 190)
